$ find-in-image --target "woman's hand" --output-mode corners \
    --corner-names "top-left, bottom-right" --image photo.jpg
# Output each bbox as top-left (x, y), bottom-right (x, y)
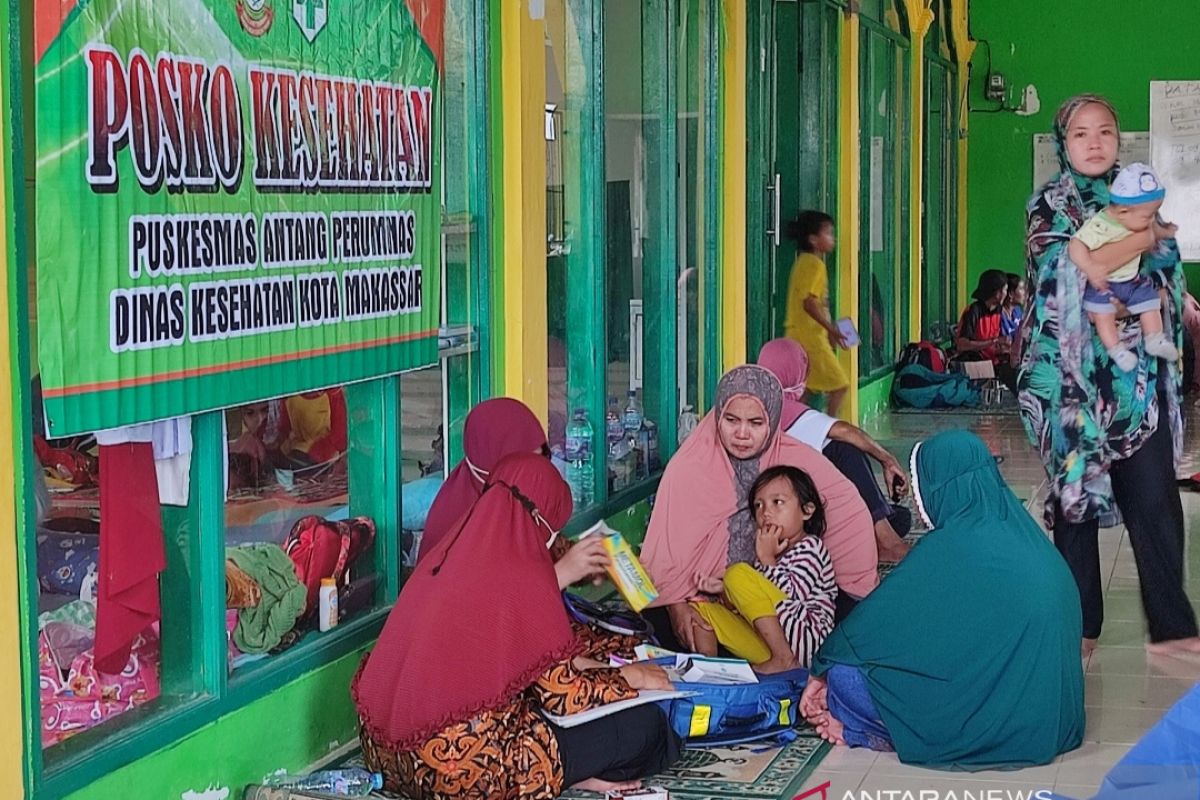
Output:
top-left (572, 655), bottom-right (610, 671)
top-left (827, 327), bottom-right (848, 350)
top-left (667, 603), bottom-right (713, 653)
top-left (554, 536), bottom-right (611, 590)
top-left (1154, 218), bottom-right (1179, 241)
top-left (756, 524), bottom-right (788, 567)
top-left (619, 663), bottom-right (674, 692)
top-left (800, 675), bottom-right (829, 722)
top-left (694, 571), bottom-right (725, 596)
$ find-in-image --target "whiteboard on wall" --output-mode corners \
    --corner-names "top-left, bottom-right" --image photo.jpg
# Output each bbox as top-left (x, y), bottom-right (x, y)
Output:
top-left (1032, 132), bottom-right (1150, 191)
top-left (1150, 81), bottom-right (1200, 261)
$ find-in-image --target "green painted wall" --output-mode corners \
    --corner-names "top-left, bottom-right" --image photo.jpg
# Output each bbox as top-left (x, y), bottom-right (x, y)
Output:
top-left (63, 649), bottom-right (365, 800)
top-left (965, 0), bottom-right (1200, 294)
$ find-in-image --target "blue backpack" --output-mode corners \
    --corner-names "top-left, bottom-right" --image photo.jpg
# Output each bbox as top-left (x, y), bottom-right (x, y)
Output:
top-left (652, 658), bottom-right (808, 747)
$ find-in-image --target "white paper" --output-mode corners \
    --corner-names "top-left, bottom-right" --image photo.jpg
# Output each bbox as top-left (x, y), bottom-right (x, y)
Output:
top-left (1151, 81), bottom-right (1200, 260)
top-left (675, 654), bottom-right (759, 685)
top-left (543, 689), bottom-right (697, 728)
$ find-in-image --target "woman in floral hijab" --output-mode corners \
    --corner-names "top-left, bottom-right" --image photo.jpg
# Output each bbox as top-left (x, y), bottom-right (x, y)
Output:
top-left (1018, 94), bottom-right (1199, 656)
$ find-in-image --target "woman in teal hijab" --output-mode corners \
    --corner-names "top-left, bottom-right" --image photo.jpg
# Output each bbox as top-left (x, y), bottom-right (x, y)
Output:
top-left (802, 430), bottom-right (1085, 769)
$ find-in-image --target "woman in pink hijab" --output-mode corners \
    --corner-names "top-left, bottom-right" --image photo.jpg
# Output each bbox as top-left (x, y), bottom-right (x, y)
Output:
top-left (757, 338), bottom-right (911, 562)
top-left (640, 366), bottom-right (878, 659)
top-left (418, 398), bottom-right (609, 589)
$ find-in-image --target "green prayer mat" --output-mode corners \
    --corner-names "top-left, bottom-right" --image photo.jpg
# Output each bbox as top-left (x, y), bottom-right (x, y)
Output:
top-left (325, 731), bottom-right (832, 800)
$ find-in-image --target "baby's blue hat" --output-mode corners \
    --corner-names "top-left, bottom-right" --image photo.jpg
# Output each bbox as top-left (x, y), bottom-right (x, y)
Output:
top-left (1111, 162), bottom-right (1165, 205)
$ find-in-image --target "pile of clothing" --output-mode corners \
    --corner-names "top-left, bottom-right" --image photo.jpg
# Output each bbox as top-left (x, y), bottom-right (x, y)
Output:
top-left (225, 516), bottom-right (376, 667)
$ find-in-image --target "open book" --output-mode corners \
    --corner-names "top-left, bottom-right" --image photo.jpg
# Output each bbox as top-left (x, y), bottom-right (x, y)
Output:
top-left (542, 689), bottom-right (696, 728)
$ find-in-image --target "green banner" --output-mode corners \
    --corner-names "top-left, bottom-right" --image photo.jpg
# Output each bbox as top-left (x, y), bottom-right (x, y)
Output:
top-left (36, 0), bottom-right (444, 436)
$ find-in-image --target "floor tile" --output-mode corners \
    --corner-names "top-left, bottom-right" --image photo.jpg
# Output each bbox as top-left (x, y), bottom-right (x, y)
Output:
top-left (815, 745), bottom-right (879, 773)
top-left (1084, 673), bottom-right (1197, 710)
top-left (1056, 741), bottom-right (1130, 784)
top-left (1087, 646), bottom-right (1200, 679)
top-left (792, 771), bottom-right (864, 797)
top-left (1084, 705), bottom-right (1172, 745)
top-left (1095, 619), bottom-right (1149, 648)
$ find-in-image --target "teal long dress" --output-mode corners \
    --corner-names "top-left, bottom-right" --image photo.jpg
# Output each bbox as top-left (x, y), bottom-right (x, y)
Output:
top-left (812, 430), bottom-right (1085, 770)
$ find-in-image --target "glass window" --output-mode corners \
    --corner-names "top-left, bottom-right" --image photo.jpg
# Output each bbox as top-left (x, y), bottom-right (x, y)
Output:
top-left (922, 59), bottom-right (957, 340)
top-left (32, 423), bottom-right (168, 751)
top-left (678, 0), bottom-right (713, 421)
top-left (442, 0), bottom-right (487, 463)
top-left (602, 0), bottom-right (669, 495)
top-left (545, 0), bottom-right (573, 467)
top-left (224, 387), bottom-right (376, 673)
top-left (858, 24), bottom-right (909, 379)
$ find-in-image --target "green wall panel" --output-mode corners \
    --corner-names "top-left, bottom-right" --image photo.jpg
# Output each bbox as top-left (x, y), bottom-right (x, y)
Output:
top-left (62, 650), bottom-right (366, 800)
top-left (966, 0), bottom-right (1200, 295)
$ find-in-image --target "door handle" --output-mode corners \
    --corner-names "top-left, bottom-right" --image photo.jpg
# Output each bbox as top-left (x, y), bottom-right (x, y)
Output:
top-left (765, 173), bottom-right (781, 247)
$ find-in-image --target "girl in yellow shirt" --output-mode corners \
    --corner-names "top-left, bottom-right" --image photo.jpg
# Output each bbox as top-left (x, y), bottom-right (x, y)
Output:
top-left (783, 211), bottom-right (850, 417)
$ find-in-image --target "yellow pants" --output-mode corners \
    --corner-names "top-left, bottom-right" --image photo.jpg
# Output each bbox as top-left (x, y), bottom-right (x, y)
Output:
top-left (693, 563), bottom-right (787, 664)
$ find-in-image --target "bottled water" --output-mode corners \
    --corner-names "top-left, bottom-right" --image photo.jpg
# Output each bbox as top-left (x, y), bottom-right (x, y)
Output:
top-left (605, 397), bottom-right (624, 445)
top-left (565, 409), bottom-right (594, 508)
top-left (677, 405), bottom-right (699, 445)
top-left (622, 390), bottom-right (644, 434)
top-left (264, 768), bottom-right (383, 797)
top-left (608, 436), bottom-right (633, 493)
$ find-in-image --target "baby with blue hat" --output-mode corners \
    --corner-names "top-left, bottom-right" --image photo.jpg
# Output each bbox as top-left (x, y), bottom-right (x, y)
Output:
top-left (1068, 162), bottom-right (1180, 372)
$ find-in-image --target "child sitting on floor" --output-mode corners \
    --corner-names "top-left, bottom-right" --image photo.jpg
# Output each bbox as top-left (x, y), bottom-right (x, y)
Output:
top-left (696, 465), bottom-right (837, 670)
top-left (1068, 162), bottom-right (1180, 372)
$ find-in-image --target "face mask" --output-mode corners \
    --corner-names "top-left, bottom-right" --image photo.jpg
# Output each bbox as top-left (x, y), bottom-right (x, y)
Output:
top-left (534, 510), bottom-right (561, 550)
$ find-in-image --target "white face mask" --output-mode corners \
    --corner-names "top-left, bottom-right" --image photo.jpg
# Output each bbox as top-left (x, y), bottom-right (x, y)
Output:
top-left (533, 509), bottom-right (561, 550)
top-left (466, 457), bottom-right (489, 485)
top-left (910, 442), bottom-right (933, 530)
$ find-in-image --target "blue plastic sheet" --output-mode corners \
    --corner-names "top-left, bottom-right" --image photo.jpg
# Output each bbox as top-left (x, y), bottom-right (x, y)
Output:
top-left (1088, 683), bottom-right (1200, 800)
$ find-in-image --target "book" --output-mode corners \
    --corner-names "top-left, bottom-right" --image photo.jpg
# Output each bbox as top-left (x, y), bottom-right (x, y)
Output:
top-left (542, 689), bottom-right (696, 728)
top-left (674, 654), bottom-right (759, 685)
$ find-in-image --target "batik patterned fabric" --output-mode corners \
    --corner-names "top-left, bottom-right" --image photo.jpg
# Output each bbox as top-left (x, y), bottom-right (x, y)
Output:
top-left (359, 659), bottom-right (634, 800)
top-left (1018, 94), bottom-right (1184, 527)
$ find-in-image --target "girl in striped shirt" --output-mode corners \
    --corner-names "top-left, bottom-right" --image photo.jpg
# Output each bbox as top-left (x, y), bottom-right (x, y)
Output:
top-left (697, 465), bottom-right (838, 671)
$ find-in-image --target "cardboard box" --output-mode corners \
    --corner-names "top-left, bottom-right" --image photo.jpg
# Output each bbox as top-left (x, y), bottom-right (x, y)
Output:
top-left (956, 360), bottom-right (995, 380)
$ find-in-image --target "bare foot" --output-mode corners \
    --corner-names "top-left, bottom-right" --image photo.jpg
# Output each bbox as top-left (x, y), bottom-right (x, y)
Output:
top-left (571, 778), bottom-right (643, 794)
top-left (1081, 637), bottom-right (1098, 659)
top-left (811, 710), bottom-right (846, 745)
top-left (754, 656), bottom-right (801, 675)
top-left (875, 520), bottom-right (911, 564)
top-left (877, 539), bottom-right (911, 563)
top-left (1146, 637), bottom-right (1200, 656)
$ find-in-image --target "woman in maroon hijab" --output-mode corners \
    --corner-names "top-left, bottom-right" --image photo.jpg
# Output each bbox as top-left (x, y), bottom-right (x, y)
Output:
top-left (418, 397), bottom-right (611, 589)
top-left (354, 453), bottom-right (681, 799)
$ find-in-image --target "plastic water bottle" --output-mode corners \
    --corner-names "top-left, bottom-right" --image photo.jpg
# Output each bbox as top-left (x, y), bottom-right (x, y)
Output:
top-left (605, 397), bottom-right (624, 445)
top-left (608, 436), bottom-right (631, 493)
top-left (265, 768), bottom-right (383, 797)
top-left (565, 409), bottom-right (594, 507)
top-left (677, 405), bottom-right (699, 445)
top-left (622, 390), bottom-right (644, 434)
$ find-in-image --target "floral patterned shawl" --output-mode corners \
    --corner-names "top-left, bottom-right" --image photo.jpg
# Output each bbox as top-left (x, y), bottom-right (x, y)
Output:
top-left (1017, 94), bottom-right (1184, 527)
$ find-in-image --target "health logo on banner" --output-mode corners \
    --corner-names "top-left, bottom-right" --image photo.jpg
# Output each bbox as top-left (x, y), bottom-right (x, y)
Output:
top-left (34, 0), bottom-right (444, 436)
top-left (293, 0), bottom-right (327, 42)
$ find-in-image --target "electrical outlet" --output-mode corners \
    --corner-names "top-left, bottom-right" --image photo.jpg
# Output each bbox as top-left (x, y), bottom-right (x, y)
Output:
top-left (986, 73), bottom-right (1006, 102)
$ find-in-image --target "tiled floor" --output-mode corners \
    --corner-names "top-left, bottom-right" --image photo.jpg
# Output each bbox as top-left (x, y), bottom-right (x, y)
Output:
top-left (787, 402), bottom-right (1200, 798)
